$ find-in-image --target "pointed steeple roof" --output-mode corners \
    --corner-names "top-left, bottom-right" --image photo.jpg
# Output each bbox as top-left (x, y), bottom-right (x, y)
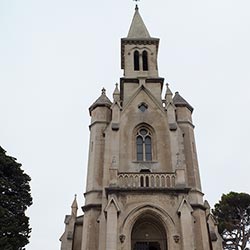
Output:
top-left (127, 5), bottom-right (151, 39)
top-left (121, 7), bottom-right (159, 69)
top-left (71, 194), bottom-right (78, 217)
top-left (165, 83), bottom-right (173, 104)
top-left (89, 88), bottom-right (112, 114)
top-left (173, 92), bottom-right (193, 112)
top-left (113, 83), bottom-right (120, 102)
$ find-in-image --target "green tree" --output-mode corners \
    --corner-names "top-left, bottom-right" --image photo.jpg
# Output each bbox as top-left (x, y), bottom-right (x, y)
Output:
top-left (0, 146), bottom-right (32, 250)
top-left (213, 192), bottom-right (250, 250)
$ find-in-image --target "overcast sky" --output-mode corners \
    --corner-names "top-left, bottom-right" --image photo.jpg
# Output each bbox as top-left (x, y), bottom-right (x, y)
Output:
top-left (1, 1), bottom-right (250, 249)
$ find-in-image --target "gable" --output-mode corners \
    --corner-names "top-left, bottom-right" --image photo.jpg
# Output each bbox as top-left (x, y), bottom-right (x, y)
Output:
top-left (118, 85), bottom-right (173, 172)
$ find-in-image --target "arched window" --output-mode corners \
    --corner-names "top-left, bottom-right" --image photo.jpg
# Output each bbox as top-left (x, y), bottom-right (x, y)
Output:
top-left (136, 128), bottom-right (152, 161)
top-left (142, 50), bottom-right (148, 71)
top-left (134, 50), bottom-right (140, 71)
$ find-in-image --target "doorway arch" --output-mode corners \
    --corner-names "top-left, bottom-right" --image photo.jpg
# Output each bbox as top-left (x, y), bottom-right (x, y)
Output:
top-left (131, 213), bottom-right (167, 250)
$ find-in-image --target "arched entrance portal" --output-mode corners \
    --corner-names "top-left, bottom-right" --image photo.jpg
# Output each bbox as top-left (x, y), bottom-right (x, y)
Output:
top-left (131, 214), bottom-right (167, 250)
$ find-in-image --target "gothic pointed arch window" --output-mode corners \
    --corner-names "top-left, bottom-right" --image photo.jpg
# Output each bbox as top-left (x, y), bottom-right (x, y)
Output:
top-left (136, 128), bottom-right (152, 161)
top-left (142, 50), bottom-right (148, 71)
top-left (134, 50), bottom-right (140, 71)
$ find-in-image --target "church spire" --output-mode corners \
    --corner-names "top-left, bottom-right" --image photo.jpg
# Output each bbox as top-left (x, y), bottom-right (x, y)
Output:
top-left (120, 5), bottom-right (161, 103)
top-left (127, 5), bottom-right (151, 39)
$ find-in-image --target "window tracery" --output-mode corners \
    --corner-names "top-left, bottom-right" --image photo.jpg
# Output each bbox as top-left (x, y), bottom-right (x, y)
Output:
top-left (136, 128), bottom-right (152, 161)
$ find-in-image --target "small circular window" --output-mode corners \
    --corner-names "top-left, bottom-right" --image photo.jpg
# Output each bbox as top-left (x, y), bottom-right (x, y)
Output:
top-left (138, 103), bottom-right (148, 112)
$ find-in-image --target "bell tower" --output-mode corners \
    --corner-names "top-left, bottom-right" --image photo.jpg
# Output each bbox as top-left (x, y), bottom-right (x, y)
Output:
top-left (122, 5), bottom-right (159, 78)
top-left (121, 5), bottom-right (163, 106)
top-left (60, 6), bottom-right (223, 250)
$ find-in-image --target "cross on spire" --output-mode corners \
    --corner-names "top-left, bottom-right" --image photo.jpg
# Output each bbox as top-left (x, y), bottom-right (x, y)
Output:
top-left (133, 0), bottom-right (140, 10)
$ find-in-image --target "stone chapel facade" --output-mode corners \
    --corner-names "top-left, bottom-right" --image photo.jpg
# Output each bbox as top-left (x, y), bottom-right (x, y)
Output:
top-left (60, 6), bottom-right (223, 250)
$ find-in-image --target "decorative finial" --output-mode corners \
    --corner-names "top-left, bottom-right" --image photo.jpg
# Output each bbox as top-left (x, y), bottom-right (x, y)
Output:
top-left (166, 83), bottom-right (172, 94)
top-left (113, 83), bottom-right (120, 102)
top-left (101, 88), bottom-right (106, 95)
top-left (133, 0), bottom-right (139, 10)
top-left (165, 83), bottom-right (173, 105)
top-left (71, 194), bottom-right (78, 216)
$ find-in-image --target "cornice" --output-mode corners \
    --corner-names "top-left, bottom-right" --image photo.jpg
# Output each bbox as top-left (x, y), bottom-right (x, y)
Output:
top-left (89, 121), bottom-right (110, 129)
top-left (105, 187), bottom-right (191, 197)
top-left (176, 120), bottom-right (195, 128)
top-left (191, 203), bottom-right (208, 211)
top-left (81, 204), bottom-right (102, 213)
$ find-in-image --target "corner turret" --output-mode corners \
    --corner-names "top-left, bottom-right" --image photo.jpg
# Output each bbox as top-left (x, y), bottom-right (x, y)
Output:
top-left (173, 91), bottom-right (202, 193)
top-left (89, 88), bottom-right (112, 114)
top-left (85, 88), bottom-right (111, 198)
top-left (89, 88), bottom-right (112, 125)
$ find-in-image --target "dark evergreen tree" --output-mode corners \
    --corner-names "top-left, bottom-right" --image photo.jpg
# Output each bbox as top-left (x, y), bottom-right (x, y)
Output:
top-left (213, 192), bottom-right (250, 250)
top-left (0, 146), bottom-right (32, 250)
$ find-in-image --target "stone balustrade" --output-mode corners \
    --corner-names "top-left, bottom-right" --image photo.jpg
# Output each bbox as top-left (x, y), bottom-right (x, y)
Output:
top-left (117, 172), bottom-right (176, 188)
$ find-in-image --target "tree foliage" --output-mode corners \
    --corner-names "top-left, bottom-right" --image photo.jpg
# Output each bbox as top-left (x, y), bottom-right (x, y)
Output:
top-left (0, 146), bottom-right (32, 250)
top-left (213, 192), bottom-right (250, 250)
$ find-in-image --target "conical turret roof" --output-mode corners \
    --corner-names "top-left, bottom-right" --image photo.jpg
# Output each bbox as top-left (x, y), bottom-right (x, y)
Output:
top-left (173, 92), bottom-right (193, 112)
top-left (89, 88), bottom-right (112, 114)
top-left (127, 5), bottom-right (151, 39)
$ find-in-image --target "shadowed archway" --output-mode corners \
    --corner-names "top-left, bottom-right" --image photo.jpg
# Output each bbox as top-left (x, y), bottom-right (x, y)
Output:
top-left (131, 213), bottom-right (167, 250)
